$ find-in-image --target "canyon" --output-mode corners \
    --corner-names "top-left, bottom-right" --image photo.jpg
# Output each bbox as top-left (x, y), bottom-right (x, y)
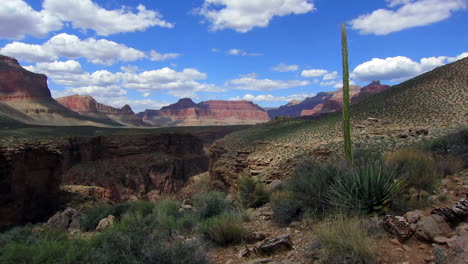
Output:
top-left (267, 81), bottom-right (390, 118)
top-left (137, 98), bottom-right (270, 126)
top-left (0, 127), bottom-right (249, 229)
top-left (56, 95), bottom-right (146, 127)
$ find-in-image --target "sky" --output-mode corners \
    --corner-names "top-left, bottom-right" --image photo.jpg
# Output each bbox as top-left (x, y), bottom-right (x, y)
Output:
top-left (0, 0), bottom-right (466, 112)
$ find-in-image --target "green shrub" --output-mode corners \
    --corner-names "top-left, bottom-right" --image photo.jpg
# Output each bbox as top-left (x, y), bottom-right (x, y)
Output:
top-left (0, 225), bottom-right (35, 249)
top-left (392, 188), bottom-right (433, 212)
top-left (87, 212), bottom-right (209, 264)
top-left (81, 201), bottom-right (157, 231)
top-left (237, 177), bottom-right (270, 209)
top-left (271, 192), bottom-right (302, 226)
top-left (314, 215), bottom-right (380, 264)
top-left (354, 148), bottom-right (383, 166)
top-left (286, 160), bottom-right (339, 214)
top-left (154, 199), bottom-right (184, 237)
top-left (0, 228), bottom-right (90, 264)
top-left (199, 213), bottom-right (246, 246)
top-left (193, 191), bottom-right (230, 219)
top-left (80, 202), bottom-right (133, 231)
top-left (386, 148), bottom-right (440, 193)
top-left (329, 162), bottom-right (404, 214)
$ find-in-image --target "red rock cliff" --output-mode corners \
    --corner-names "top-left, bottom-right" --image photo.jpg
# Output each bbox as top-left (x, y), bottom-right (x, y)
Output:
top-left (56, 94), bottom-right (146, 126)
top-left (0, 55), bottom-right (51, 101)
top-left (137, 98), bottom-right (270, 126)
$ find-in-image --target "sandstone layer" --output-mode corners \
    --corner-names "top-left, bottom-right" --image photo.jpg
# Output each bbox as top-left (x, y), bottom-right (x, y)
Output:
top-left (137, 98), bottom-right (270, 126)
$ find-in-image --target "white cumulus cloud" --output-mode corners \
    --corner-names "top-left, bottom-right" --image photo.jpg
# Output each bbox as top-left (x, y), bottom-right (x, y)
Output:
top-left (0, 0), bottom-right (62, 39)
top-left (227, 49), bottom-right (263, 56)
top-left (230, 92), bottom-right (316, 102)
top-left (350, 0), bottom-right (467, 35)
top-left (149, 50), bottom-right (181, 61)
top-left (301, 69), bottom-right (328, 78)
top-left (272, 63), bottom-right (299, 72)
top-left (352, 52), bottom-right (468, 82)
top-left (43, 0), bottom-right (173, 36)
top-left (196, 0), bottom-right (315, 33)
top-left (323, 71), bottom-right (338, 80)
top-left (227, 76), bottom-right (310, 91)
top-left (121, 68), bottom-right (222, 98)
top-left (1, 33), bottom-right (148, 65)
top-left (0, 0), bottom-right (172, 39)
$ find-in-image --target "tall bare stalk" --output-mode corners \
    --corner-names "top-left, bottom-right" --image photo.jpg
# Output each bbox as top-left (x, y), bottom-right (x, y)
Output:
top-left (341, 23), bottom-right (353, 164)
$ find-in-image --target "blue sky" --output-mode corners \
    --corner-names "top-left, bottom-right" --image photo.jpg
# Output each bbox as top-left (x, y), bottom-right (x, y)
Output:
top-left (0, 0), bottom-right (466, 112)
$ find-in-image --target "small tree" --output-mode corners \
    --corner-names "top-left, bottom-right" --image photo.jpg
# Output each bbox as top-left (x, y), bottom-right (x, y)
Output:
top-left (341, 23), bottom-right (353, 164)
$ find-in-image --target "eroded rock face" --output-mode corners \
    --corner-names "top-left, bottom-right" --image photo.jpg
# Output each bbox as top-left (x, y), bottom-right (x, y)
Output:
top-left (0, 55), bottom-right (51, 101)
top-left (268, 81), bottom-right (390, 118)
top-left (0, 133), bottom-right (209, 229)
top-left (56, 95), bottom-right (146, 126)
top-left (137, 98), bottom-right (270, 126)
top-left (47, 207), bottom-right (82, 231)
top-left (0, 146), bottom-right (62, 229)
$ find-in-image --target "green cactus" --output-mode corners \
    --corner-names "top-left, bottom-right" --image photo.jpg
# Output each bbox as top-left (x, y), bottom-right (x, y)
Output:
top-left (341, 23), bottom-right (353, 164)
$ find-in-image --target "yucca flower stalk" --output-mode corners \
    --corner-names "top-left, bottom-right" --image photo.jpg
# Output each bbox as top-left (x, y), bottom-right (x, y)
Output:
top-left (341, 23), bottom-right (353, 164)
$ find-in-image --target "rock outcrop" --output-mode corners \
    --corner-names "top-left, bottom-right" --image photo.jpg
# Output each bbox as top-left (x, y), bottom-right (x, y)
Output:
top-left (0, 55), bottom-right (112, 126)
top-left (268, 81), bottom-right (390, 118)
top-left (0, 133), bottom-right (209, 229)
top-left (137, 98), bottom-right (270, 126)
top-left (0, 55), bottom-right (51, 101)
top-left (56, 95), bottom-right (146, 126)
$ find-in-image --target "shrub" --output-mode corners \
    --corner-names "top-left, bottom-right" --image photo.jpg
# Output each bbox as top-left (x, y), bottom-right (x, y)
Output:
top-left (385, 148), bottom-right (440, 193)
top-left (329, 162), bottom-right (404, 214)
top-left (0, 228), bottom-right (90, 264)
top-left (199, 213), bottom-right (246, 246)
top-left (434, 154), bottom-right (464, 176)
top-left (81, 201), bottom-right (157, 231)
top-left (286, 160), bottom-right (339, 214)
top-left (80, 202), bottom-right (133, 231)
top-left (271, 192), bottom-right (302, 226)
top-left (392, 188), bottom-right (433, 212)
top-left (193, 191), bottom-right (230, 219)
top-left (0, 225), bottom-right (35, 249)
top-left (353, 148), bottom-right (383, 166)
top-left (314, 215), bottom-right (380, 264)
top-left (154, 199), bottom-right (184, 237)
top-left (237, 177), bottom-right (270, 209)
top-left (87, 212), bottom-right (209, 264)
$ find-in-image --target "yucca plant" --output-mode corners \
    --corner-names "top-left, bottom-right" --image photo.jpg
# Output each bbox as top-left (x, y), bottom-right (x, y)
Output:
top-left (329, 162), bottom-right (404, 214)
top-left (341, 22), bottom-right (353, 164)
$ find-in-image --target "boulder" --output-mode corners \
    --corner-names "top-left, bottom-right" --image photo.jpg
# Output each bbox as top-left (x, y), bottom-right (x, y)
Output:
top-left (404, 211), bottom-right (421, 224)
top-left (254, 234), bottom-right (293, 255)
top-left (47, 207), bottom-right (82, 231)
top-left (415, 214), bottom-right (452, 242)
top-left (246, 231), bottom-right (268, 244)
top-left (431, 199), bottom-right (468, 227)
top-left (381, 215), bottom-right (414, 242)
top-left (96, 215), bottom-right (115, 231)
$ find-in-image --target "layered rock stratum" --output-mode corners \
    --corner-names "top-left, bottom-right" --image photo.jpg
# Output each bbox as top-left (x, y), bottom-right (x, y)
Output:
top-left (137, 98), bottom-right (270, 126)
top-left (56, 95), bottom-right (146, 127)
top-left (268, 81), bottom-right (391, 118)
top-left (0, 55), bottom-right (112, 126)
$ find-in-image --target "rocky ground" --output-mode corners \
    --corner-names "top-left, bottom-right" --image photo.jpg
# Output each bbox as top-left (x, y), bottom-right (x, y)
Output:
top-left (203, 171), bottom-right (468, 264)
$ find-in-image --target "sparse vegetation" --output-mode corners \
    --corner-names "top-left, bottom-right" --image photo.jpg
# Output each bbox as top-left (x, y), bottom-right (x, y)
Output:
top-left (385, 148), bottom-right (440, 193)
top-left (193, 191), bottom-right (231, 219)
top-left (237, 176), bottom-right (270, 209)
top-left (313, 215), bottom-right (380, 264)
top-left (199, 213), bottom-right (246, 246)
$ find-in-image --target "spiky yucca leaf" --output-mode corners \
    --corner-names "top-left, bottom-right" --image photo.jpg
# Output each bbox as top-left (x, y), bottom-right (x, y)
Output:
top-left (329, 162), bottom-right (404, 213)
